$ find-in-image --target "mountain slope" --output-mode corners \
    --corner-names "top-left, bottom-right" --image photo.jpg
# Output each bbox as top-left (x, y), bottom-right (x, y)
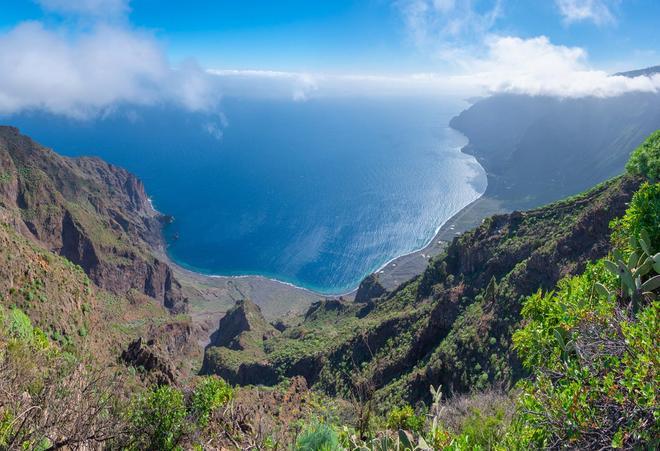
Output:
top-left (450, 92), bottom-right (660, 209)
top-left (203, 174), bottom-right (643, 407)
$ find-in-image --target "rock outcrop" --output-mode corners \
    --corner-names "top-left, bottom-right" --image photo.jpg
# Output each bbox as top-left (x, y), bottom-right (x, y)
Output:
top-left (202, 299), bottom-right (280, 385)
top-left (303, 298), bottom-right (350, 321)
top-left (121, 337), bottom-right (178, 385)
top-left (354, 273), bottom-right (387, 303)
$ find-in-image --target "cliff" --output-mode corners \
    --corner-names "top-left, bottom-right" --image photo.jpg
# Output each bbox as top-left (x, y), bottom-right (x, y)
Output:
top-left (0, 126), bottom-right (187, 313)
top-left (450, 92), bottom-right (660, 209)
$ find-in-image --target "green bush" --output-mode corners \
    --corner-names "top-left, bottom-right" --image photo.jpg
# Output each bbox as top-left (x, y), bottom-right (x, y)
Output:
top-left (446, 407), bottom-right (509, 450)
top-left (190, 376), bottom-right (233, 427)
top-left (295, 422), bottom-right (341, 451)
top-left (129, 385), bottom-right (187, 451)
top-left (8, 308), bottom-right (33, 342)
top-left (509, 265), bottom-right (658, 449)
top-left (611, 182), bottom-right (660, 253)
top-left (386, 405), bottom-right (425, 433)
top-left (627, 130), bottom-right (660, 181)
top-left (505, 181), bottom-right (660, 449)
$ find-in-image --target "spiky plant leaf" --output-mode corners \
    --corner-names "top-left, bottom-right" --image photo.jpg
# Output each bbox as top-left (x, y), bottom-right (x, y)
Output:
top-left (639, 229), bottom-right (652, 255)
top-left (628, 252), bottom-right (640, 271)
top-left (594, 282), bottom-right (612, 298)
top-left (604, 260), bottom-right (620, 276)
top-left (633, 257), bottom-right (652, 279)
top-left (640, 275), bottom-right (660, 292)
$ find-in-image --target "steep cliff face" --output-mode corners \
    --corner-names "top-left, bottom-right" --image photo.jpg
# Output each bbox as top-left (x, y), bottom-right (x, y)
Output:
top-left (0, 214), bottom-right (198, 374)
top-left (0, 126), bottom-right (187, 312)
top-left (201, 175), bottom-right (642, 407)
top-left (450, 93), bottom-right (660, 209)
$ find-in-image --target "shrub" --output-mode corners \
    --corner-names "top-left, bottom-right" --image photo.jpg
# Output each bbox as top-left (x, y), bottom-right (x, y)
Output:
top-left (386, 405), bottom-right (425, 433)
top-left (509, 265), bottom-right (659, 449)
top-left (8, 308), bottom-right (33, 342)
top-left (1, 315), bottom-right (125, 449)
top-left (505, 182), bottom-right (660, 449)
top-left (295, 422), bottom-right (341, 451)
top-left (129, 385), bottom-right (187, 450)
top-left (190, 376), bottom-right (233, 427)
top-left (449, 407), bottom-right (508, 450)
top-left (627, 129), bottom-right (660, 181)
top-left (611, 182), bottom-right (660, 253)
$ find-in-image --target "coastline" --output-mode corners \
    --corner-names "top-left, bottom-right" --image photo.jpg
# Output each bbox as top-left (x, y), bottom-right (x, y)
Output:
top-left (150, 113), bottom-right (507, 325)
top-left (372, 195), bottom-right (506, 291)
top-left (161, 185), bottom-right (506, 326)
top-left (166, 190), bottom-right (506, 324)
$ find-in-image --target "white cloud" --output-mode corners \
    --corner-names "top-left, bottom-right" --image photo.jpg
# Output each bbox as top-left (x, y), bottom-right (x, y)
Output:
top-left (399, 0), bottom-right (503, 52)
top-left (393, 1), bottom-right (657, 99)
top-left (0, 22), bottom-right (218, 117)
top-left (208, 36), bottom-right (660, 100)
top-left (36, 0), bottom-right (130, 18)
top-left (450, 35), bottom-right (660, 97)
top-left (555, 0), bottom-right (618, 26)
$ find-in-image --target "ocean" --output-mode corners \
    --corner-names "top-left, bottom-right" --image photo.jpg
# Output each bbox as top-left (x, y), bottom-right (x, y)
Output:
top-left (4, 96), bottom-right (486, 294)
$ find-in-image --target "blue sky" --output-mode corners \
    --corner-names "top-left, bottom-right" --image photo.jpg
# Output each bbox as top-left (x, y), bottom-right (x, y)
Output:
top-left (0, 1), bottom-right (659, 117)
top-left (1, 0), bottom-right (658, 73)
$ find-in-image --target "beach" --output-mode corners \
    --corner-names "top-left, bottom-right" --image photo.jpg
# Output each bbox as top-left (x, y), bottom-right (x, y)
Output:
top-left (169, 190), bottom-right (507, 335)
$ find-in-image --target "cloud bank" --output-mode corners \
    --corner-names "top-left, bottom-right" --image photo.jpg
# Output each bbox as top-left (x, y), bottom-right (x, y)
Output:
top-left (451, 35), bottom-right (660, 97)
top-left (208, 35), bottom-right (660, 100)
top-left (0, 17), bottom-right (218, 117)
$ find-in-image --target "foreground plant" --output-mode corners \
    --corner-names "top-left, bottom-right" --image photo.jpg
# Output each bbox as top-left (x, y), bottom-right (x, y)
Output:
top-left (509, 183), bottom-right (660, 450)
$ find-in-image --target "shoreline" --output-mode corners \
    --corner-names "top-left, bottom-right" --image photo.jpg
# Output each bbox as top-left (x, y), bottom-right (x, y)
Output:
top-left (151, 115), bottom-right (508, 321)
top-left (162, 186), bottom-right (507, 318)
top-left (152, 186), bottom-right (505, 346)
top-left (167, 191), bottom-right (506, 315)
top-left (371, 194), bottom-right (506, 290)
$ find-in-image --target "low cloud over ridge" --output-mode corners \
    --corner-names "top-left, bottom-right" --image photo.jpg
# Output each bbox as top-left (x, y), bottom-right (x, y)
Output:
top-left (207, 36), bottom-right (660, 100)
top-left (453, 35), bottom-right (660, 98)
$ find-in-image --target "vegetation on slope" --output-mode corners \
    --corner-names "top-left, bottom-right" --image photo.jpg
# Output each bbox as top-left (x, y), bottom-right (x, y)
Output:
top-left (275, 135), bottom-right (660, 449)
top-left (627, 129), bottom-right (660, 181)
top-left (203, 173), bottom-right (643, 408)
top-left (0, 128), bottom-right (658, 449)
top-left (199, 131), bottom-right (659, 449)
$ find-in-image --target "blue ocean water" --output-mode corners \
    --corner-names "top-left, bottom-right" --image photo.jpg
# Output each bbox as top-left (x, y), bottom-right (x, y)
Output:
top-left (4, 96), bottom-right (486, 294)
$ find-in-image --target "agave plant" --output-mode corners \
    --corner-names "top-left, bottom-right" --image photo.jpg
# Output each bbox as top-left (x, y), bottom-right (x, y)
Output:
top-left (596, 229), bottom-right (660, 313)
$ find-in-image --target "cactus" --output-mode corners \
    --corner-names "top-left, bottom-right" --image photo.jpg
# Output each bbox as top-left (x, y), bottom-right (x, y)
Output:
top-left (602, 228), bottom-right (659, 313)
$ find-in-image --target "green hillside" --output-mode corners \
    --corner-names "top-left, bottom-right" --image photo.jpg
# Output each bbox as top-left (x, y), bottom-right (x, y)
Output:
top-left (0, 128), bottom-right (657, 449)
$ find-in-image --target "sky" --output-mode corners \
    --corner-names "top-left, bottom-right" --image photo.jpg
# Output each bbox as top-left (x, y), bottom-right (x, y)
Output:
top-left (0, 0), bottom-right (659, 116)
